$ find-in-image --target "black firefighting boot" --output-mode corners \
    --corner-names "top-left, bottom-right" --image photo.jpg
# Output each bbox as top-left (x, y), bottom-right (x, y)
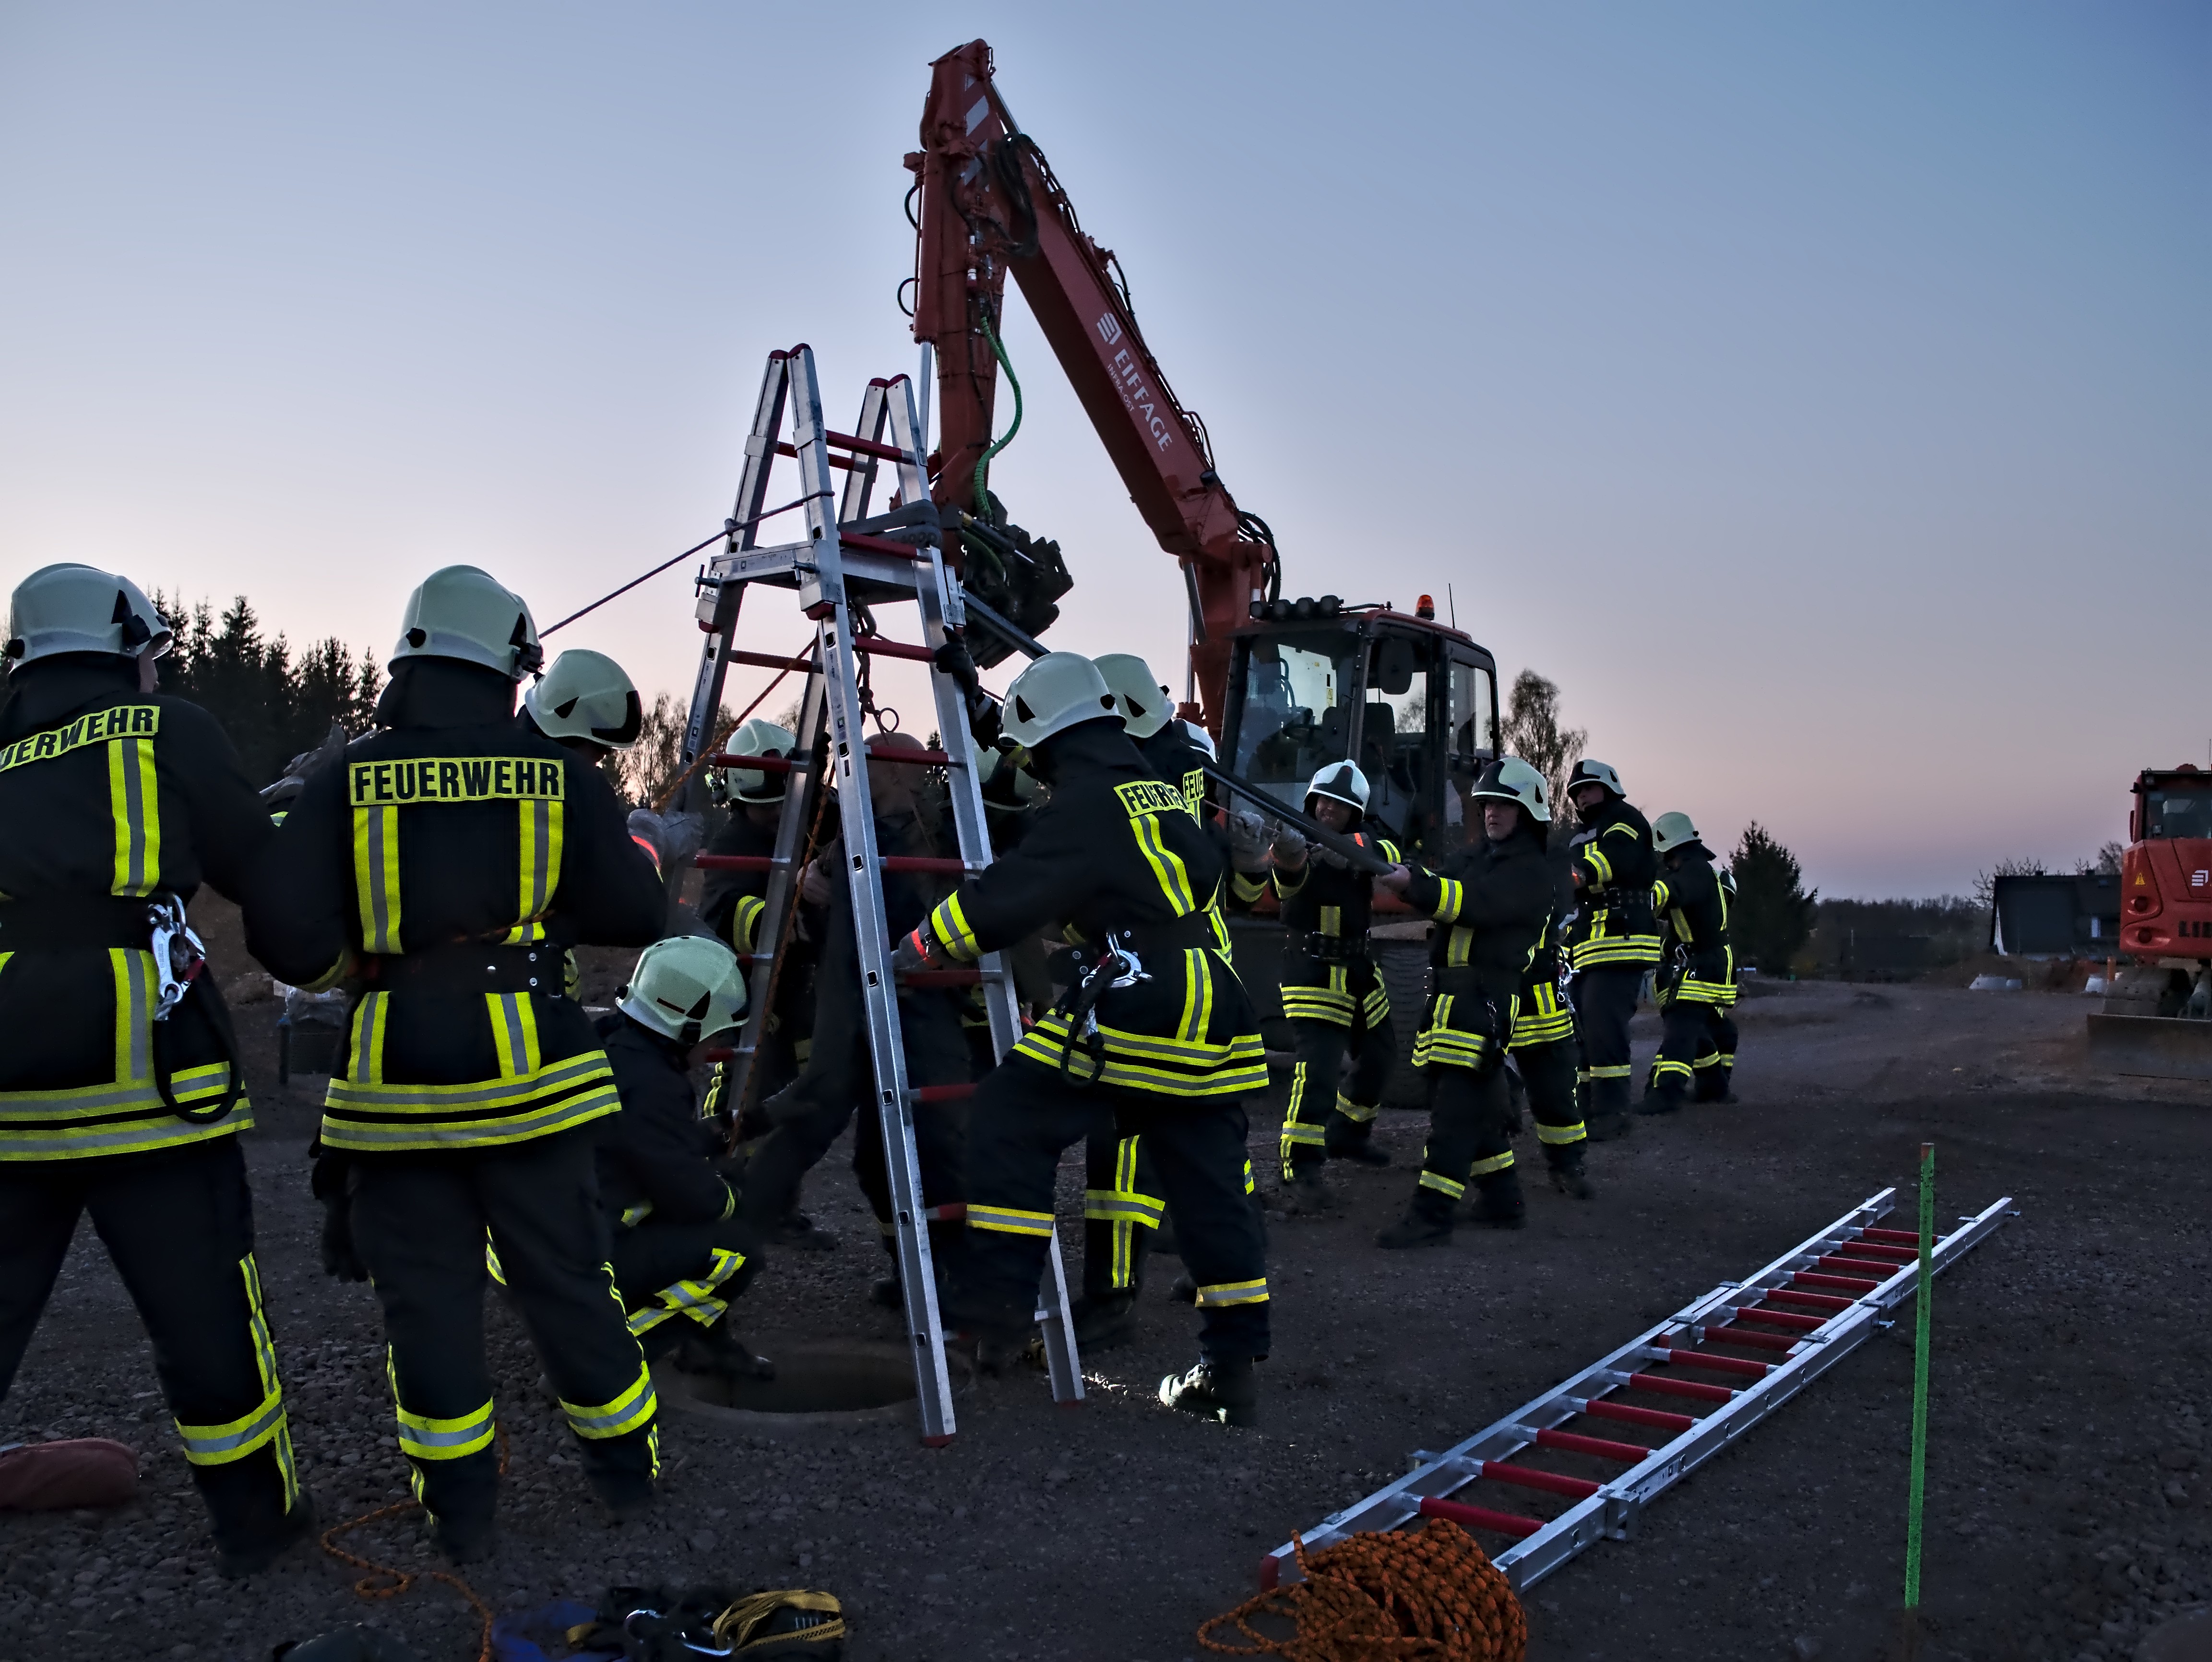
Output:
top-left (1636, 1079), bottom-right (1687, 1117)
top-left (1277, 1166), bottom-right (1332, 1216)
top-left (1376, 1186), bottom-right (1456, 1250)
top-left (1159, 1355), bottom-right (1259, 1428)
top-left (675, 1318), bottom-right (776, 1381)
top-left (1583, 1077), bottom-right (1633, 1142)
top-left (424, 1507), bottom-right (499, 1566)
top-left (772, 1210), bottom-right (839, 1252)
top-left (1070, 1292), bottom-right (1140, 1351)
top-left (216, 1492), bottom-right (319, 1579)
top-left (1466, 1165), bottom-right (1527, 1229)
top-left (1545, 1141), bottom-right (1595, 1199)
top-left (1695, 1064), bottom-right (1736, 1104)
top-left (1324, 1107), bottom-right (1391, 1166)
top-left (1168, 1272), bottom-right (1198, 1305)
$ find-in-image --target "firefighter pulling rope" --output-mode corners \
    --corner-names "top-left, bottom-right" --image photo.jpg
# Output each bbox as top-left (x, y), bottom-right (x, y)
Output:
top-left (1197, 1519), bottom-right (1526, 1662)
top-left (318, 1432), bottom-right (511, 1662)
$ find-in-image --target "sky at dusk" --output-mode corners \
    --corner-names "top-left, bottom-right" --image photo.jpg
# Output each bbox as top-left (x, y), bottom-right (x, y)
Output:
top-left (2, 2), bottom-right (2204, 897)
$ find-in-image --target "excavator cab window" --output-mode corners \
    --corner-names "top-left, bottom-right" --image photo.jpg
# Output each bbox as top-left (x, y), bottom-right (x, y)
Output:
top-left (1360, 632), bottom-right (1430, 839)
top-left (1230, 627), bottom-right (1363, 811)
top-left (2146, 781), bottom-right (2212, 840)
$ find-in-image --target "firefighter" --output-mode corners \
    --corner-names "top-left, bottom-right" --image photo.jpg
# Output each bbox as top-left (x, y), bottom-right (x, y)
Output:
top-left (0, 564), bottom-right (310, 1576)
top-left (595, 936), bottom-right (772, 1378)
top-left (901, 653), bottom-right (1271, 1425)
top-left (257, 565), bottom-right (668, 1561)
top-left (1266, 761), bottom-right (1401, 1216)
top-left (1510, 843), bottom-right (1595, 1198)
top-left (1095, 652), bottom-right (1205, 811)
top-left (1561, 760), bottom-right (1663, 1144)
top-left (1640, 811), bottom-right (1738, 1116)
top-left (1696, 864), bottom-right (1741, 1101)
top-left (1374, 759), bottom-right (1555, 1248)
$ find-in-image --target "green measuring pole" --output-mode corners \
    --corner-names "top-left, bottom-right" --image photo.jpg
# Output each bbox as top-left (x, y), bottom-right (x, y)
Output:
top-left (1903, 1140), bottom-right (1936, 1619)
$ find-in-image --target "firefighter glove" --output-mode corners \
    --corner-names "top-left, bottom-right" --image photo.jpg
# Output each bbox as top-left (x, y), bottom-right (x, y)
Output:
top-left (1271, 822), bottom-right (1309, 869)
top-left (1227, 810), bottom-right (1270, 874)
top-left (892, 926), bottom-right (940, 974)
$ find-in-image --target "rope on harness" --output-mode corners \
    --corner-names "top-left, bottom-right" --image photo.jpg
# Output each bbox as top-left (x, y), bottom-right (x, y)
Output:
top-left (1197, 1519), bottom-right (1527, 1662)
top-left (318, 1429), bottom-right (511, 1662)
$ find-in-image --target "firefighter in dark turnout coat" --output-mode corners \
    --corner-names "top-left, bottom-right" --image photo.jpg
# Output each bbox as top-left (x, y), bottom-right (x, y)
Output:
top-left (1561, 760), bottom-right (1663, 1143)
top-left (1641, 811), bottom-right (1738, 1115)
top-left (1375, 759), bottom-right (1556, 1248)
top-left (1510, 845), bottom-right (1594, 1198)
top-left (0, 564), bottom-right (310, 1575)
top-left (905, 653), bottom-right (1271, 1425)
top-left (257, 566), bottom-right (667, 1561)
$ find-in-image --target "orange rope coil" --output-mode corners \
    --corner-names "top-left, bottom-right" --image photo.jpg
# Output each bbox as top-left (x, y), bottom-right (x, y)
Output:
top-left (317, 1430), bottom-right (509, 1662)
top-left (1198, 1519), bottom-right (1527, 1662)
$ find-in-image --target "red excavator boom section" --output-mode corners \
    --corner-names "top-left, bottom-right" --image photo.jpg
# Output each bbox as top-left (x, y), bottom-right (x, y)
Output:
top-left (909, 38), bottom-right (1272, 726)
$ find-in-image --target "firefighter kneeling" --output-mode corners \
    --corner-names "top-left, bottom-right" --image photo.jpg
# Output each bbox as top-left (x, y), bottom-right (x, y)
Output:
top-left (595, 937), bottom-right (773, 1378)
top-left (904, 653), bottom-right (1272, 1426)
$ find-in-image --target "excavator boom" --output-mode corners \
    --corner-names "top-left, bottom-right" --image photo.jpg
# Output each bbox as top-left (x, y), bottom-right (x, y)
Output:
top-left (909, 38), bottom-right (1275, 723)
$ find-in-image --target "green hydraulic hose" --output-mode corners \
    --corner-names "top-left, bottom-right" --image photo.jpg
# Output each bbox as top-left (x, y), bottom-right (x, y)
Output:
top-left (974, 308), bottom-right (1023, 516)
top-left (1903, 1140), bottom-right (1935, 1617)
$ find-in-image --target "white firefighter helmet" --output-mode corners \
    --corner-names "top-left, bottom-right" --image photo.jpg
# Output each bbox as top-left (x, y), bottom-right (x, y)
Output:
top-left (390, 566), bottom-right (543, 681)
top-left (1181, 720), bottom-right (1217, 761)
top-left (1651, 810), bottom-right (1701, 855)
top-left (618, 935), bottom-right (749, 1045)
top-left (1306, 760), bottom-right (1370, 814)
top-left (1092, 652), bottom-right (1174, 740)
top-left (5, 564), bottom-right (172, 668)
top-left (1566, 759), bottom-right (1625, 801)
top-left (524, 650), bottom-right (642, 749)
top-left (999, 652), bottom-right (1118, 750)
top-left (1471, 757), bottom-right (1551, 823)
top-left (716, 717), bottom-right (798, 805)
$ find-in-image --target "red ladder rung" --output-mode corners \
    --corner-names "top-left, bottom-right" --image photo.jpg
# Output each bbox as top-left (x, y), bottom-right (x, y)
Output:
top-left (1583, 1399), bottom-right (1697, 1433)
top-left (1769, 1287), bottom-right (1853, 1312)
top-left (774, 440), bottom-right (858, 472)
top-left (1533, 1427), bottom-right (1656, 1463)
top-left (696, 854), bottom-right (774, 871)
top-left (1662, 1348), bottom-right (1770, 1379)
top-left (881, 856), bottom-right (969, 874)
top-left (705, 751), bottom-right (800, 773)
top-left (923, 1202), bottom-right (966, 1221)
top-left (1626, 1371), bottom-right (1737, 1403)
top-left (839, 533), bottom-right (926, 562)
top-left (1859, 1226), bottom-right (1928, 1246)
top-left (1840, 1239), bottom-right (1917, 1262)
top-left (1732, 1306), bottom-right (1826, 1332)
top-left (1815, 1254), bottom-right (1900, 1278)
top-left (1416, 1496), bottom-right (1544, 1540)
top-left (1474, 1461), bottom-right (1601, 1501)
top-left (913, 1084), bottom-right (975, 1104)
top-left (1794, 1270), bottom-right (1880, 1293)
top-left (850, 635), bottom-right (936, 662)
top-left (1705, 1325), bottom-right (1798, 1354)
top-left (726, 649), bottom-right (817, 674)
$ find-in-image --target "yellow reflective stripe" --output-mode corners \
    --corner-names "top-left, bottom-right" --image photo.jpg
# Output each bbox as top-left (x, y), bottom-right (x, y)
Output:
top-left (107, 736), bottom-right (159, 895)
top-left (1418, 1169), bottom-right (1466, 1199)
top-left (1584, 843), bottom-right (1615, 885)
top-left (562, 1362), bottom-right (656, 1441)
top-left (1653, 879), bottom-right (1673, 913)
top-left (1194, 1279), bottom-right (1269, 1307)
top-left (487, 993), bottom-right (543, 1079)
top-left (1361, 983), bottom-right (1390, 1029)
top-left (507, 796), bottom-right (564, 944)
top-left (1243, 1156), bottom-right (1256, 1196)
top-left (319, 1052), bottom-right (622, 1152)
top-left (1318, 905), bottom-right (1341, 937)
top-left (353, 805), bottom-right (402, 953)
top-left (1280, 1122), bottom-right (1326, 1146)
top-left (1536, 1119), bottom-right (1587, 1144)
top-left (1130, 811), bottom-right (1197, 914)
top-left (110, 948), bottom-right (151, 1088)
top-left (730, 895), bottom-right (766, 954)
top-left (348, 991), bottom-right (389, 1085)
top-left (930, 893), bottom-right (980, 962)
top-left (633, 1246), bottom-right (746, 1330)
top-left (1281, 985), bottom-right (1355, 1025)
top-left (389, 1357), bottom-right (496, 1460)
top-left (175, 1384), bottom-right (287, 1466)
top-left (1430, 878), bottom-right (1463, 923)
top-left (1333, 1092), bottom-right (1379, 1123)
top-left (1652, 1058), bottom-right (1694, 1081)
top-left (1447, 926), bottom-right (1473, 968)
top-left (967, 1204), bottom-right (1055, 1236)
top-left (1468, 1150), bottom-right (1515, 1176)
top-left (1582, 1064), bottom-right (1634, 1080)
top-left (1231, 870), bottom-right (1269, 904)
top-left (486, 1235), bottom-right (507, 1285)
top-left (1178, 949), bottom-right (1213, 1044)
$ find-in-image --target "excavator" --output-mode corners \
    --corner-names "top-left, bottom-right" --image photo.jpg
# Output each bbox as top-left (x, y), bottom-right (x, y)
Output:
top-left (2086, 764), bottom-right (2212, 1080)
top-left (906, 39), bottom-right (1501, 858)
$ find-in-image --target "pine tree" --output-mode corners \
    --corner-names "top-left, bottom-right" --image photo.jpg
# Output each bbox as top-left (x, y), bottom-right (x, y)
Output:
top-left (1730, 821), bottom-right (1817, 976)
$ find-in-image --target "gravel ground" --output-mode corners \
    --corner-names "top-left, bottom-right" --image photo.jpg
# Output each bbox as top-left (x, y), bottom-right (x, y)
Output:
top-left (1, 902), bottom-right (2207, 1662)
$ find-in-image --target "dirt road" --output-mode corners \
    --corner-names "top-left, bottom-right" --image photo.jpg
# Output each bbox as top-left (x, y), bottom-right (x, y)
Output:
top-left (2, 919), bottom-right (2207, 1661)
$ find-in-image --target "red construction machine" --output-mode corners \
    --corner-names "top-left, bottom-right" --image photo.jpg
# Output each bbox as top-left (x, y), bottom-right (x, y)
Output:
top-left (906, 39), bottom-right (1499, 855)
top-left (2088, 764), bottom-right (2212, 1078)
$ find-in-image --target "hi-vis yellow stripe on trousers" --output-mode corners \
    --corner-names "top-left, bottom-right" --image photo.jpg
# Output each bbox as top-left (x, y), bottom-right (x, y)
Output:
top-left (174, 1256), bottom-right (297, 1509)
top-left (388, 1349), bottom-right (495, 1462)
top-left (353, 805), bottom-right (403, 953)
top-left (107, 735), bottom-right (160, 896)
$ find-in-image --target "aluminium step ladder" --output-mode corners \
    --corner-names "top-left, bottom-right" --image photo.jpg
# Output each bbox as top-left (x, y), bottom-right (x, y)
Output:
top-left (1261, 1185), bottom-right (2014, 1590)
top-left (677, 344), bottom-right (1081, 1445)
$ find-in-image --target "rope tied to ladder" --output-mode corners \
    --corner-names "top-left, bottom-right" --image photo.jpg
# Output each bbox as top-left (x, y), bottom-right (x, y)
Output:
top-left (1197, 1520), bottom-right (1527, 1662)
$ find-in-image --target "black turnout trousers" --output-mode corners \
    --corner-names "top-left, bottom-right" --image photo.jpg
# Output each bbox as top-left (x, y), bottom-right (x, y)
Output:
top-left (1278, 1011), bottom-right (1395, 1178)
top-left (610, 1213), bottom-right (761, 1358)
top-left (1082, 1128), bottom-right (1163, 1302)
top-left (1415, 1060), bottom-right (1518, 1202)
top-left (1572, 965), bottom-right (1644, 1120)
top-left (1512, 1036), bottom-right (1586, 1159)
top-left (0, 1138), bottom-right (300, 1555)
top-left (949, 1059), bottom-right (1270, 1361)
top-left (347, 1128), bottom-right (656, 1529)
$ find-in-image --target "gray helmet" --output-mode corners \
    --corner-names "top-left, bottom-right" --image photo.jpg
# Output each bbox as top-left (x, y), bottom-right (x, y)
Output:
top-left (524, 650), bottom-right (642, 749)
top-left (1651, 810), bottom-right (1701, 855)
top-left (1471, 757), bottom-right (1551, 823)
top-left (714, 718), bottom-right (798, 805)
top-left (1566, 759), bottom-right (1625, 801)
top-left (390, 566), bottom-right (543, 681)
top-left (1000, 652), bottom-right (1118, 749)
top-left (5, 564), bottom-right (172, 668)
top-left (1092, 653), bottom-right (1174, 740)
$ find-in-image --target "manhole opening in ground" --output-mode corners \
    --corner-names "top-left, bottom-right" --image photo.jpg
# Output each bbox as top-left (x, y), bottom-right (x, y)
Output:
top-left (656, 1341), bottom-right (967, 1427)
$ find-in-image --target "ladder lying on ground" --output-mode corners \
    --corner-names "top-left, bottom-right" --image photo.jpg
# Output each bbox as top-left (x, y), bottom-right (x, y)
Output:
top-left (1261, 1185), bottom-right (2014, 1590)
top-left (678, 344), bottom-right (1081, 1445)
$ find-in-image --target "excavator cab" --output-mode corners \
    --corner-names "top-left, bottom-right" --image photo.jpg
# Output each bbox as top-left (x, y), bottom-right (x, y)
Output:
top-left (1220, 596), bottom-right (1499, 857)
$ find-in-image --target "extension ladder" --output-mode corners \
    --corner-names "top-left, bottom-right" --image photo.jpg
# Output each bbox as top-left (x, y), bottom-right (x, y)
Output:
top-left (1261, 1185), bottom-right (2014, 1590)
top-left (677, 344), bottom-right (1082, 1444)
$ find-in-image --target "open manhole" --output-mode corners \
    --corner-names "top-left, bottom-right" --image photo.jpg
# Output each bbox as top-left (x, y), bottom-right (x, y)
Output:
top-left (654, 1340), bottom-right (970, 1432)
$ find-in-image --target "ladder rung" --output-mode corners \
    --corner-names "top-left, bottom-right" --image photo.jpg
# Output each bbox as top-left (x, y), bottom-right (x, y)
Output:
top-left (1625, 1371), bottom-right (1736, 1403)
top-left (840, 531), bottom-right (929, 561)
top-left (923, 1203), bottom-right (966, 1221)
top-left (1659, 1348), bottom-right (1769, 1379)
top-left (862, 747), bottom-right (954, 767)
top-left (727, 648), bottom-right (817, 674)
top-left (1811, 1255), bottom-right (1895, 1280)
top-left (1582, 1399), bottom-right (1696, 1433)
top-left (881, 856), bottom-right (971, 874)
top-left (1704, 1325), bottom-right (1798, 1354)
top-left (1531, 1427), bottom-right (1656, 1463)
top-left (900, 969), bottom-right (982, 987)
top-left (1767, 1287), bottom-right (1852, 1312)
top-left (913, 1084), bottom-right (976, 1104)
top-left (1858, 1225), bottom-right (1927, 1246)
top-left (776, 440), bottom-right (860, 472)
top-left (1471, 1460), bottom-right (1600, 1501)
top-left (1415, 1496), bottom-right (1544, 1539)
top-left (1794, 1269), bottom-right (1881, 1293)
top-left (777, 428), bottom-right (912, 463)
top-left (1838, 1239), bottom-right (1917, 1263)
top-left (1732, 1306), bottom-right (1826, 1332)
top-left (850, 634), bottom-right (936, 661)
